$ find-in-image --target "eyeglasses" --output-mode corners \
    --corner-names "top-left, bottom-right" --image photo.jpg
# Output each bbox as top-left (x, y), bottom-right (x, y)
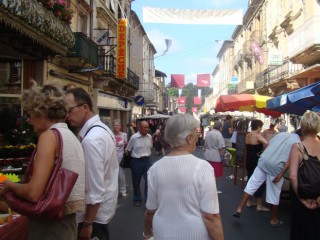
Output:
top-left (68, 103), bottom-right (85, 113)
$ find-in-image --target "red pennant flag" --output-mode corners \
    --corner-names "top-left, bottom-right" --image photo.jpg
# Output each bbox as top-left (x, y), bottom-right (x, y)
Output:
top-left (194, 96), bottom-right (202, 105)
top-left (179, 107), bottom-right (186, 113)
top-left (177, 96), bottom-right (186, 105)
top-left (171, 74), bottom-right (185, 88)
top-left (192, 107), bottom-right (198, 113)
top-left (197, 74), bottom-right (210, 87)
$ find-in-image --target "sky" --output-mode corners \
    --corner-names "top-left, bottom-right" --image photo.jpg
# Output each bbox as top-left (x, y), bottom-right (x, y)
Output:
top-left (131, 0), bottom-right (249, 86)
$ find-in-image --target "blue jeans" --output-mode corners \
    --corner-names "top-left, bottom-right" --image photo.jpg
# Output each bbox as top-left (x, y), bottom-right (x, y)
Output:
top-left (130, 156), bottom-right (152, 202)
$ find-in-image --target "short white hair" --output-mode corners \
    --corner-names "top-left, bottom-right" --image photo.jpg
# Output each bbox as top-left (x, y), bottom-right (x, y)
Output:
top-left (165, 114), bottom-right (199, 148)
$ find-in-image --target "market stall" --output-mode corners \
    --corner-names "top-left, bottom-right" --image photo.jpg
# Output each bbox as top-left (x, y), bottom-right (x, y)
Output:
top-left (266, 81), bottom-right (320, 115)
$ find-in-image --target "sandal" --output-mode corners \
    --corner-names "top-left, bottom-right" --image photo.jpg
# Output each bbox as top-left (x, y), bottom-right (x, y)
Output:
top-left (232, 212), bottom-right (241, 218)
top-left (257, 206), bottom-right (270, 212)
top-left (246, 202), bottom-right (257, 208)
top-left (270, 221), bottom-right (284, 227)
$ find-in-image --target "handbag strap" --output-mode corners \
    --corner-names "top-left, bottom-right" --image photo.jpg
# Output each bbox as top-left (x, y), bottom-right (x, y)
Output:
top-left (83, 125), bottom-right (115, 143)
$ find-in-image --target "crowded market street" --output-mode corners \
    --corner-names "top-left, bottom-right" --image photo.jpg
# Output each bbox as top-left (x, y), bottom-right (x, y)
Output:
top-left (109, 147), bottom-right (292, 240)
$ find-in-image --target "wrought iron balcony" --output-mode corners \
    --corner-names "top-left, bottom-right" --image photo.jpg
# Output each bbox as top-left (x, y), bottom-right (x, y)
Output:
top-left (127, 68), bottom-right (140, 90)
top-left (288, 15), bottom-right (320, 66)
top-left (255, 61), bottom-right (303, 88)
top-left (69, 32), bottom-right (99, 66)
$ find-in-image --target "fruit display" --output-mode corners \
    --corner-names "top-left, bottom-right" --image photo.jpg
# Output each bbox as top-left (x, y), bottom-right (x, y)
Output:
top-left (0, 173), bottom-right (20, 183)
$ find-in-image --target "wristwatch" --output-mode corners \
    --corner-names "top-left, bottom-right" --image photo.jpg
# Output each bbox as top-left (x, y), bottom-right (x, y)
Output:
top-left (83, 221), bottom-right (93, 228)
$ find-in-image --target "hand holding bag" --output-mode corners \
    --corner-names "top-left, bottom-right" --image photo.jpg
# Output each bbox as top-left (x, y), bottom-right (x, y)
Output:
top-left (5, 128), bottom-right (79, 219)
top-left (297, 143), bottom-right (320, 199)
top-left (120, 153), bottom-right (131, 168)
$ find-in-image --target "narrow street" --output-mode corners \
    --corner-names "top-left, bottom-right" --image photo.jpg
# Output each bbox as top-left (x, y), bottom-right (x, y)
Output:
top-left (109, 147), bottom-right (292, 240)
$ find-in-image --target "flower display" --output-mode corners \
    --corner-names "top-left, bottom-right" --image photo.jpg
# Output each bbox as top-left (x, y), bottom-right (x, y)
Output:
top-left (38, 0), bottom-right (74, 24)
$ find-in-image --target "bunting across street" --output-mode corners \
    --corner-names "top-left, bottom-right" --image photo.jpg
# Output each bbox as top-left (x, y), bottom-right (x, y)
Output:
top-left (143, 7), bottom-right (243, 25)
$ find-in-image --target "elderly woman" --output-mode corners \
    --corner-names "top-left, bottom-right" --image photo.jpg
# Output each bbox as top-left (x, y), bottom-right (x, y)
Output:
top-left (143, 114), bottom-right (224, 240)
top-left (0, 83), bottom-right (85, 240)
top-left (289, 111), bottom-right (320, 240)
top-left (204, 119), bottom-right (225, 193)
top-left (113, 119), bottom-right (128, 197)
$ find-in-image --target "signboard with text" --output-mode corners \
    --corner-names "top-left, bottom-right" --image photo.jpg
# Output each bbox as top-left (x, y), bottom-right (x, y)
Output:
top-left (116, 19), bottom-right (127, 79)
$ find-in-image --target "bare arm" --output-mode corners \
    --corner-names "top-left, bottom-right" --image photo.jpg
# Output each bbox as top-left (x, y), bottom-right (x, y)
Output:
top-left (79, 203), bottom-right (101, 239)
top-left (143, 209), bottom-right (156, 239)
top-left (202, 212), bottom-right (224, 240)
top-left (3, 131), bottom-right (56, 202)
top-left (273, 159), bottom-right (289, 183)
top-left (257, 134), bottom-right (269, 149)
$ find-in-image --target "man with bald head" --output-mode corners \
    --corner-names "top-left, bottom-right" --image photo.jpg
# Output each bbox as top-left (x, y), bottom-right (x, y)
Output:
top-left (126, 121), bottom-right (153, 206)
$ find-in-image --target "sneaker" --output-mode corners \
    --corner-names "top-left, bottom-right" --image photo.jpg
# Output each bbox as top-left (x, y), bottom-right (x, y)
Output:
top-left (121, 193), bottom-right (127, 197)
top-left (134, 201), bottom-right (141, 206)
top-left (217, 190), bottom-right (222, 194)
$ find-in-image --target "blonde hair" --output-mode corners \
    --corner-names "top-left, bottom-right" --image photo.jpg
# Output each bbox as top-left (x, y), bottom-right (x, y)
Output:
top-left (21, 81), bottom-right (68, 121)
top-left (300, 111), bottom-right (320, 136)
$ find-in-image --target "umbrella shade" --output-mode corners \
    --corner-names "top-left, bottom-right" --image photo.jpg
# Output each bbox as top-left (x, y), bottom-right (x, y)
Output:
top-left (215, 94), bottom-right (282, 118)
top-left (266, 81), bottom-right (320, 116)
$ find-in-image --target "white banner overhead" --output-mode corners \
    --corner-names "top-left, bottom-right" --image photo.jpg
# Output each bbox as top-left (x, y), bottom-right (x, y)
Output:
top-left (143, 7), bottom-right (243, 25)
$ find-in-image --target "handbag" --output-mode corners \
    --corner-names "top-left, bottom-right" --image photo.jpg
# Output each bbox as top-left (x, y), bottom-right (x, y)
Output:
top-left (120, 153), bottom-right (131, 168)
top-left (5, 128), bottom-right (79, 219)
top-left (297, 143), bottom-right (320, 199)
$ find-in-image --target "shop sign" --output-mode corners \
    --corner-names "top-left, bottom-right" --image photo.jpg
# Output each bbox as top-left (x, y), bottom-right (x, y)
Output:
top-left (230, 77), bottom-right (238, 84)
top-left (116, 19), bottom-right (127, 79)
top-left (268, 51), bottom-right (283, 66)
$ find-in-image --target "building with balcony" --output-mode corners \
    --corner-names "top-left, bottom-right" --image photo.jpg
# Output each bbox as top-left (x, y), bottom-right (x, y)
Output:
top-left (212, 0), bottom-right (320, 116)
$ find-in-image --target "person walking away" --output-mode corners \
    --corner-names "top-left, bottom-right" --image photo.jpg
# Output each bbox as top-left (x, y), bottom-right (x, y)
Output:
top-left (126, 121), bottom-right (153, 206)
top-left (262, 124), bottom-right (277, 142)
top-left (0, 83), bottom-right (85, 240)
top-left (152, 125), bottom-right (162, 155)
top-left (204, 120), bottom-right (225, 194)
top-left (289, 111), bottom-right (320, 240)
top-left (233, 132), bottom-right (301, 227)
top-left (245, 119), bottom-right (269, 211)
top-left (143, 114), bottom-right (224, 240)
top-left (66, 87), bottom-right (118, 240)
top-left (222, 115), bottom-right (234, 163)
top-left (113, 120), bottom-right (128, 197)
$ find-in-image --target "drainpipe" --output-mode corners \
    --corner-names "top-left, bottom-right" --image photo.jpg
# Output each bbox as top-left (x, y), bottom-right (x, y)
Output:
top-left (89, 0), bottom-right (93, 39)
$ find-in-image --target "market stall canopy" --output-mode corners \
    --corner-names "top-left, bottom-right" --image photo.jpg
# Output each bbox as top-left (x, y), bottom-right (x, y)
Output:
top-left (138, 114), bottom-right (171, 120)
top-left (215, 94), bottom-right (282, 118)
top-left (266, 81), bottom-right (320, 116)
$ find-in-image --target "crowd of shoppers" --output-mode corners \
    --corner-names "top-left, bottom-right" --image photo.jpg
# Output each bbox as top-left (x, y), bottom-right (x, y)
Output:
top-left (0, 80), bottom-right (319, 240)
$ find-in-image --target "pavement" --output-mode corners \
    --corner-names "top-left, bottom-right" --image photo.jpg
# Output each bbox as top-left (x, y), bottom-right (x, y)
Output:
top-left (109, 147), bottom-right (292, 240)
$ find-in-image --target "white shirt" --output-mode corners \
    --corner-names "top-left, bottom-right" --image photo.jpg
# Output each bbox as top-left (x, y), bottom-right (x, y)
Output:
top-left (77, 115), bottom-right (119, 224)
top-left (204, 129), bottom-right (225, 162)
top-left (146, 154), bottom-right (219, 240)
top-left (125, 131), bottom-right (152, 158)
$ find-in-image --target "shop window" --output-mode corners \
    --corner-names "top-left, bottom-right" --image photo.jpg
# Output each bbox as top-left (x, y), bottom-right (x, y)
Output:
top-left (0, 59), bottom-right (22, 95)
top-left (0, 97), bottom-right (36, 146)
